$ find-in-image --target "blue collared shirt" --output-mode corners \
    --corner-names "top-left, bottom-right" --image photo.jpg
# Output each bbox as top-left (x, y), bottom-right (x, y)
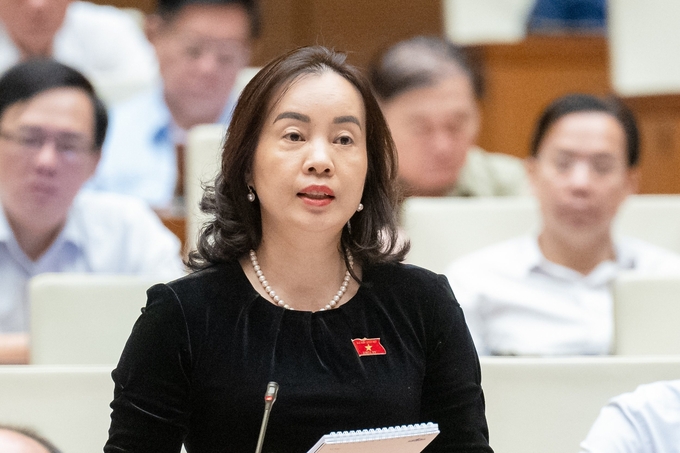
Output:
top-left (0, 191), bottom-right (185, 333)
top-left (88, 85), bottom-right (234, 207)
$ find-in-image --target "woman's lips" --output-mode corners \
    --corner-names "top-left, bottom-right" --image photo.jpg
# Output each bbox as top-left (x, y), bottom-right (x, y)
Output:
top-left (298, 185), bottom-right (334, 206)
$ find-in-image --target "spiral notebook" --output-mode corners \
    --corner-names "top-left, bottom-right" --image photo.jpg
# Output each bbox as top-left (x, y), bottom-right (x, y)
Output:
top-left (306, 422), bottom-right (439, 453)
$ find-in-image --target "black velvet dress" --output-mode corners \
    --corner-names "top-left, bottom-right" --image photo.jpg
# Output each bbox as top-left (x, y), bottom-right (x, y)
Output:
top-left (105, 260), bottom-right (493, 453)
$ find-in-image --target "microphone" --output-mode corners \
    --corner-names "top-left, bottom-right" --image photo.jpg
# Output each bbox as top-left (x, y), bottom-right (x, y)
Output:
top-left (254, 381), bottom-right (279, 453)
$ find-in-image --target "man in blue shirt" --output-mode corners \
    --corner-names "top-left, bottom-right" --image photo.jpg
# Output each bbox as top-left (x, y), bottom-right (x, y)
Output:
top-left (0, 60), bottom-right (184, 363)
top-left (89, 0), bottom-right (260, 209)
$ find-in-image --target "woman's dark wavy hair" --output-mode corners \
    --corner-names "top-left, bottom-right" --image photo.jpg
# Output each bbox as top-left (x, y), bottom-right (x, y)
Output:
top-left (188, 46), bottom-right (409, 271)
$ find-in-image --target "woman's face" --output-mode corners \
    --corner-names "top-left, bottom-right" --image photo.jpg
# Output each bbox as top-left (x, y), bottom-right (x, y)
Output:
top-left (252, 70), bottom-right (368, 238)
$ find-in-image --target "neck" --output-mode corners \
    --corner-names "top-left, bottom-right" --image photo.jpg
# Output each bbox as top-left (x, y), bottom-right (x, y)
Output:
top-left (8, 216), bottom-right (63, 261)
top-left (538, 228), bottom-right (615, 275)
top-left (16, 40), bottom-right (53, 60)
top-left (243, 228), bottom-right (359, 312)
top-left (164, 94), bottom-right (224, 130)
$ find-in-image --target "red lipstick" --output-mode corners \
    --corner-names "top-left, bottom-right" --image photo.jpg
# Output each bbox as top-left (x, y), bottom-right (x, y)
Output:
top-left (298, 185), bottom-right (335, 207)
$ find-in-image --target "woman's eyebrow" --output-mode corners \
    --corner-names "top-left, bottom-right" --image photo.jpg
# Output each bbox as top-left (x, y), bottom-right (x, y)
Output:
top-left (334, 115), bottom-right (362, 129)
top-left (274, 111), bottom-right (310, 123)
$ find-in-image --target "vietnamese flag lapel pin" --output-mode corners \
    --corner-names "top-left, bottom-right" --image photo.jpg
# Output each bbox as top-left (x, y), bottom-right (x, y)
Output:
top-left (352, 338), bottom-right (387, 356)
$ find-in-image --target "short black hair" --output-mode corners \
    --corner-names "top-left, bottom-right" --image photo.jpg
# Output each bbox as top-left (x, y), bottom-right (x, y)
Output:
top-left (0, 425), bottom-right (62, 453)
top-left (155, 0), bottom-right (261, 38)
top-left (0, 58), bottom-right (108, 150)
top-left (530, 93), bottom-right (639, 167)
top-left (368, 35), bottom-right (483, 102)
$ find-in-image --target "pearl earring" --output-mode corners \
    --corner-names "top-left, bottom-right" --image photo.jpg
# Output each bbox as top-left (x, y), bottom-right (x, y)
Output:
top-left (356, 203), bottom-right (364, 212)
top-left (247, 186), bottom-right (256, 202)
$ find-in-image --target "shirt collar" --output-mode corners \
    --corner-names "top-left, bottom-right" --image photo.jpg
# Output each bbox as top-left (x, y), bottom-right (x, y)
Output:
top-left (526, 233), bottom-right (629, 286)
top-left (0, 197), bottom-right (84, 264)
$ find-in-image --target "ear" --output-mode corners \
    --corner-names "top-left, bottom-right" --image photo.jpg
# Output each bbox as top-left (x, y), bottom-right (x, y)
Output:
top-left (625, 167), bottom-right (640, 195)
top-left (144, 14), bottom-right (164, 43)
top-left (524, 156), bottom-right (538, 196)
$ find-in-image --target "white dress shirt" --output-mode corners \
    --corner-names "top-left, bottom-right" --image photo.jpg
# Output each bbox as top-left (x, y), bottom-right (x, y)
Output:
top-left (445, 235), bottom-right (680, 356)
top-left (0, 1), bottom-right (158, 95)
top-left (0, 191), bottom-right (185, 333)
top-left (580, 380), bottom-right (680, 453)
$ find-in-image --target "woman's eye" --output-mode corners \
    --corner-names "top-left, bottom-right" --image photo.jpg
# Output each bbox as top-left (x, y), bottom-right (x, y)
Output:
top-left (284, 132), bottom-right (303, 142)
top-left (337, 135), bottom-right (353, 145)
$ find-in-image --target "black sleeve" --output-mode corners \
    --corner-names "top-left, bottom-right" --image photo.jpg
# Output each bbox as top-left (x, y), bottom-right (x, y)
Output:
top-left (105, 284), bottom-right (192, 453)
top-left (421, 275), bottom-right (494, 453)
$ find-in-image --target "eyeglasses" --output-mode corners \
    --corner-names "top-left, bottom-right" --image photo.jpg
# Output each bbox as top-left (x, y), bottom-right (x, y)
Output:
top-left (174, 34), bottom-right (249, 68)
top-left (0, 128), bottom-right (94, 162)
top-left (542, 151), bottom-right (626, 177)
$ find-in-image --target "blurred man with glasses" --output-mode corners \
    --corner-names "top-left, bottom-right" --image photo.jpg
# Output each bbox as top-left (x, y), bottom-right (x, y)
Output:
top-left (0, 60), bottom-right (184, 364)
top-left (89, 0), bottom-right (260, 210)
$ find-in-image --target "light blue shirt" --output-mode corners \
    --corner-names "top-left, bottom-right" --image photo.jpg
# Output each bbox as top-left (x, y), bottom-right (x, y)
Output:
top-left (0, 191), bottom-right (185, 333)
top-left (580, 380), bottom-right (680, 453)
top-left (88, 85), bottom-right (234, 207)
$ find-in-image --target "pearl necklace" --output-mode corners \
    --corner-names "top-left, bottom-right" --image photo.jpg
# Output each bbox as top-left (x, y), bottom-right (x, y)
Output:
top-left (249, 249), bottom-right (353, 311)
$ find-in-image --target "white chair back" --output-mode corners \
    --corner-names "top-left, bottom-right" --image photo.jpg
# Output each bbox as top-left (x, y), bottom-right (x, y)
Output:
top-left (0, 365), bottom-right (113, 453)
top-left (613, 273), bottom-right (680, 355)
top-left (402, 197), bottom-right (539, 273)
top-left (480, 356), bottom-right (680, 453)
top-left (183, 68), bottom-right (260, 253)
top-left (185, 124), bottom-right (226, 254)
top-left (29, 273), bottom-right (161, 365)
top-left (402, 194), bottom-right (680, 273)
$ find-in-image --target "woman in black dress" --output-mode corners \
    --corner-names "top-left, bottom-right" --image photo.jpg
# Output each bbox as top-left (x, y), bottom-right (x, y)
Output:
top-left (105, 46), bottom-right (493, 453)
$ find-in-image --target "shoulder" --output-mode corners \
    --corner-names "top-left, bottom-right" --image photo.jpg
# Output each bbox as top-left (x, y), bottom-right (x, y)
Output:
top-left (72, 191), bottom-right (179, 251)
top-left (162, 261), bottom-right (258, 316)
top-left (75, 191), bottom-right (159, 223)
top-left (364, 262), bottom-right (459, 316)
top-left (103, 88), bottom-right (168, 149)
top-left (618, 236), bottom-right (680, 273)
top-left (445, 235), bottom-right (532, 278)
top-left (66, 1), bottom-right (144, 30)
top-left (611, 380), bottom-right (680, 413)
top-left (109, 88), bottom-right (165, 123)
top-left (458, 147), bottom-right (529, 196)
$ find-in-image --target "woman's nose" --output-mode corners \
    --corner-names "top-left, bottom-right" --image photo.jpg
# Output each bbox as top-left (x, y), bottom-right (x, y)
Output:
top-left (304, 138), bottom-right (334, 175)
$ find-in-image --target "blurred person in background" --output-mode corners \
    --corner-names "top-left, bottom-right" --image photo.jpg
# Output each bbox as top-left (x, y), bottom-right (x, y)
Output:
top-left (0, 60), bottom-right (184, 364)
top-left (528, 0), bottom-right (607, 34)
top-left (89, 0), bottom-right (259, 210)
top-left (368, 36), bottom-right (528, 198)
top-left (0, 0), bottom-right (158, 96)
top-left (0, 425), bottom-right (61, 453)
top-left (580, 380), bottom-right (680, 453)
top-left (446, 94), bottom-right (680, 356)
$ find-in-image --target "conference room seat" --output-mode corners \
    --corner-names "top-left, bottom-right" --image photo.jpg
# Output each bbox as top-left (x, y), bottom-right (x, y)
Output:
top-left (480, 355), bottom-right (680, 453)
top-left (29, 273), bottom-right (163, 365)
top-left (613, 272), bottom-right (680, 355)
top-left (402, 194), bottom-right (680, 273)
top-left (0, 365), bottom-right (113, 453)
top-left (184, 123), bottom-right (226, 254)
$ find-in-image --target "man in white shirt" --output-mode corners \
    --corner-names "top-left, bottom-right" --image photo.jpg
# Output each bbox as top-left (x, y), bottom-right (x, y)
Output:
top-left (0, 0), bottom-right (158, 98)
top-left (0, 59), bottom-right (184, 363)
top-left (580, 380), bottom-right (680, 453)
top-left (89, 0), bottom-right (259, 209)
top-left (446, 93), bottom-right (680, 356)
